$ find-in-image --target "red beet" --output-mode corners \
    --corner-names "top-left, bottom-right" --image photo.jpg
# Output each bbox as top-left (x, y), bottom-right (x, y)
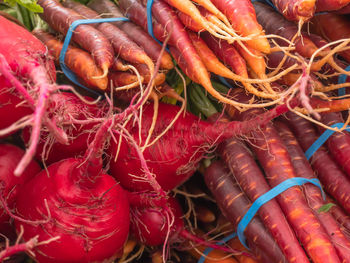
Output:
top-left (22, 92), bottom-right (108, 164)
top-left (109, 101), bottom-right (297, 191)
top-left (0, 144), bottom-right (41, 231)
top-left (14, 119), bottom-right (130, 262)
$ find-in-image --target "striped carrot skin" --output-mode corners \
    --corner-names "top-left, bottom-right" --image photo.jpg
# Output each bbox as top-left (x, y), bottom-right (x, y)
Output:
top-left (177, 10), bottom-right (204, 32)
top-left (37, 0), bottom-right (114, 75)
top-left (284, 112), bottom-right (350, 215)
top-left (204, 161), bottom-right (287, 263)
top-left (87, 0), bottom-right (174, 70)
top-left (327, 198), bottom-right (350, 232)
top-left (202, 32), bottom-right (248, 78)
top-left (271, 0), bottom-right (316, 21)
top-left (217, 138), bottom-right (309, 263)
top-left (210, 0), bottom-right (271, 53)
top-left (62, 0), bottom-right (154, 73)
top-left (254, 2), bottom-right (319, 58)
top-left (275, 121), bottom-right (350, 262)
top-left (33, 30), bottom-right (108, 90)
top-left (231, 92), bottom-right (341, 263)
top-left (319, 112), bottom-right (350, 178)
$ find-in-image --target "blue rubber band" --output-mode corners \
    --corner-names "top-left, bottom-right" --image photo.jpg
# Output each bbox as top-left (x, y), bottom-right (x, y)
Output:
top-left (305, 123), bottom-right (350, 160)
top-left (337, 65), bottom-right (350, 97)
top-left (146, 0), bottom-right (170, 52)
top-left (198, 232), bottom-right (237, 263)
top-left (237, 177), bottom-right (325, 249)
top-left (59, 17), bottom-right (129, 96)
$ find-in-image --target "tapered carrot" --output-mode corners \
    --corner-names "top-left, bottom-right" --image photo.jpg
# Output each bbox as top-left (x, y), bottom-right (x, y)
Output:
top-left (189, 244), bottom-right (239, 263)
top-left (201, 33), bottom-right (276, 98)
top-left (162, 0), bottom-right (231, 40)
top-left (210, 0), bottom-right (271, 53)
top-left (232, 91), bottom-right (342, 263)
top-left (318, 112), bottom-right (350, 178)
top-left (316, 0), bottom-right (350, 12)
top-left (270, 0), bottom-right (316, 21)
top-left (310, 97), bottom-right (350, 112)
top-left (218, 137), bottom-right (309, 263)
top-left (62, 0), bottom-right (155, 77)
top-left (177, 11), bottom-right (204, 32)
top-left (284, 111), bottom-right (350, 215)
top-left (228, 238), bottom-right (260, 263)
top-left (204, 161), bottom-right (287, 263)
top-left (275, 120), bottom-right (350, 262)
top-left (33, 30), bottom-right (107, 90)
top-left (254, 2), bottom-right (319, 58)
top-left (134, 63), bottom-right (166, 85)
top-left (37, 0), bottom-right (114, 77)
top-left (327, 196), bottom-right (350, 231)
top-left (87, 0), bottom-right (174, 70)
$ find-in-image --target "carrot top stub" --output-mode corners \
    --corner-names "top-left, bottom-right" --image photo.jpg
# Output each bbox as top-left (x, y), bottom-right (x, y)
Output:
top-left (210, 0), bottom-right (271, 53)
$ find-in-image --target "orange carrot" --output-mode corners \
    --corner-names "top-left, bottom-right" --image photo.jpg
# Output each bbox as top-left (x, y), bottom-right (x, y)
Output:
top-left (210, 0), bottom-right (271, 53)
top-left (62, 0), bottom-right (155, 75)
top-left (228, 238), bottom-right (259, 263)
top-left (33, 30), bottom-right (107, 90)
top-left (189, 245), bottom-right (239, 263)
top-left (177, 10), bottom-right (204, 32)
top-left (37, 0), bottom-right (114, 76)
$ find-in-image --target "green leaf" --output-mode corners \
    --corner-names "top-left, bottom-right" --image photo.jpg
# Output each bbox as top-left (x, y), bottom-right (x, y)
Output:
top-left (318, 203), bottom-right (336, 213)
top-left (4, 0), bottom-right (43, 13)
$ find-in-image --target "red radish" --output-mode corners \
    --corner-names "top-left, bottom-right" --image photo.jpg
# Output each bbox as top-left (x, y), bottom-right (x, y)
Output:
top-left (0, 16), bottom-right (68, 176)
top-left (109, 99), bottom-right (299, 192)
top-left (0, 144), bottom-right (41, 230)
top-left (22, 92), bottom-right (108, 165)
top-left (14, 119), bottom-right (130, 263)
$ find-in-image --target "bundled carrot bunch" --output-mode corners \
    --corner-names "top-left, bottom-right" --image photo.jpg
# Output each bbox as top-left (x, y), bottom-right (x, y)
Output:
top-left (2, 0), bottom-right (350, 263)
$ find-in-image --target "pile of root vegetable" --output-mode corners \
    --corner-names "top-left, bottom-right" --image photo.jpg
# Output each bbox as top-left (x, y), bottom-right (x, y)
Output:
top-left (3, 0), bottom-right (350, 262)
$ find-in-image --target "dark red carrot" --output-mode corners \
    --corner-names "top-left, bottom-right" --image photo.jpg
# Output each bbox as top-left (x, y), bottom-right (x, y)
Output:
top-left (284, 111), bottom-right (350, 215)
top-left (33, 29), bottom-right (108, 90)
top-left (177, 10), bottom-right (203, 32)
top-left (327, 197), bottom-right (350, 231)
top-left (270, 0), bottom-right (316, 21)
top-left (335, 3), bottom-right (350, 13)
top-left (87, 0), bottom-right (174, 70)
top-left (313, 13), bottom-right (350, 63)
top-left (62, 0), bottom-right (155, 76)
top-left (109, 99), bottom-right (300, 192)
top-left (316, 0), bottom-right (350, 12)
top-left (310, 97), bottom-right (350, 112)
top-left (231, 91), bottom-right (342, 263)
top-left (275, 120), bottom-right (350, 262)
top-left (204, 160), bottom-right (287, 263)
top-left (210, 0), bottom-right (271, 53)
top-left (318, 112), bottom-right (350, 178)
top-left (254, 2), bottom-right (319, 58)
top-left (202, 33), bottom-right (248, 78)
top-left (218, 138), bottom-right (308, 263)
top-left (37, 0), bottom-right (114, 76)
